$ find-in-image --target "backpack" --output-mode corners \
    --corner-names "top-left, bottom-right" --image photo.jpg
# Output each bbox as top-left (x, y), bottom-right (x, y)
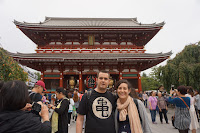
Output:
top-left (133, 98), bottom-right (142, 124)
top-left (29, 91), bottom-right (37, 103)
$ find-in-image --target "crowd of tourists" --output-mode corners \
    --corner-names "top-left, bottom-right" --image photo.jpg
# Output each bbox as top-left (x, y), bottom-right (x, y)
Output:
top-left (137, 85), bottom-right (200, 133)
top-left (0, 71), bottom-right (200, 133)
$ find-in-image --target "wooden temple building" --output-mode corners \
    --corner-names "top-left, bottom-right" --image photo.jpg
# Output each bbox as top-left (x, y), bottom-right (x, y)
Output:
top-left (11, 17), bottom-right (172, 92)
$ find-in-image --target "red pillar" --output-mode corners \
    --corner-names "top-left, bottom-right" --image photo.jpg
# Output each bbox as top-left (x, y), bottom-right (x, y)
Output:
top-left (59, 72), bottom-right (63, 87)
top-left (41, 71), bottom-right (44, 81)
top-left (79, 71), bottom-right (83, 92)
top-left (138, 73), bottom-right (142, 92)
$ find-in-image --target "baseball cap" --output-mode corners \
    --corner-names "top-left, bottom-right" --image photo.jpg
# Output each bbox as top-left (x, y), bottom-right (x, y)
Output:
top-left (35, 80), bottom-right (47, 91)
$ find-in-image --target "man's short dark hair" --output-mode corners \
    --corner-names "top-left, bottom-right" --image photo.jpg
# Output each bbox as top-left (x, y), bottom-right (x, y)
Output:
top-left (97, 70), bottom-right (110, 78)
top-left (177, 85), bottom-right (187, 95)
top-left (56, 87), bottom-right (66, 95)
top-left (0, 80), bottom-right (29, 111)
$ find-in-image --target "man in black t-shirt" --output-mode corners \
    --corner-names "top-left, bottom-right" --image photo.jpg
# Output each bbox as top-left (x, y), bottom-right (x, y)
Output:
top-left (76, 71), bottom-right (116, 133)
top-left (29, 80), bottom-right (47, 103)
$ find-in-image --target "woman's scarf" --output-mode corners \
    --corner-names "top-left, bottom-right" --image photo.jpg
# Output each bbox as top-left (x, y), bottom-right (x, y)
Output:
top-left (51, 97), bottom-right (68, 133)
top-left (117, 96), bottom-right (143, 133)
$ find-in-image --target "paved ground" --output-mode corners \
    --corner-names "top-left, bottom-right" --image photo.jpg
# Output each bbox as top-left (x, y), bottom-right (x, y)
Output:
top-left (67, 107), bottom-right (200, 133)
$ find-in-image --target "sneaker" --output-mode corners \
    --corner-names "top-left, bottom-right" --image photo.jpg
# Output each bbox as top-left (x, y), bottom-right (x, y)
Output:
top-left (166, 122), bottom-right (169, 124)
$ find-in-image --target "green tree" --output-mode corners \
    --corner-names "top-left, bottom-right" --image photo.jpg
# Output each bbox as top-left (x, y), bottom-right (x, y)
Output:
top-left (154, 43), bottom-right (200, 91)
top-left (141, 71), bottom-right (162, 91)
top-left (34, 72), bottom-right (41, 80)
top-left (0, 48), bottom-right (28, 81)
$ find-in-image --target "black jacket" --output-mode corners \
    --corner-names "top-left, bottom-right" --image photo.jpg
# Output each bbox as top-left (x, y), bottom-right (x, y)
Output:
top-left (54, 98), bottom-right (69, 133)
top-left (0, 110), bottom-right (51, 133)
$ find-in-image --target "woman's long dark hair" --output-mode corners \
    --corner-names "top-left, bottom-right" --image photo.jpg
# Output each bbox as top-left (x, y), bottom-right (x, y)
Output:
top-left (115, 79), bottom-right (139, 99)
top-left (187, 86), bottom-right (194, 97)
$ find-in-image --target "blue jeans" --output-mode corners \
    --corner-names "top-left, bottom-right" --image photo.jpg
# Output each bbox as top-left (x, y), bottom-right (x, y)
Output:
top-left (144, 99), bottom-right (147, 108)
top-left (150, 110), bottom-right (156, 122)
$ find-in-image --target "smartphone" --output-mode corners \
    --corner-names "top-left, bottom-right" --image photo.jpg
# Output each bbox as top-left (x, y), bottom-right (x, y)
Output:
top-left (171, 85), bottom-right (174, 90)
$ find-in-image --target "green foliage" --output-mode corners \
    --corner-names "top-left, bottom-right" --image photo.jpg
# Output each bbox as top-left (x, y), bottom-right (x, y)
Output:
top-left (0, 48), bottom-right (28, 81)
top-left (154, 43), bottom-right (200, 91)
top-left (141, 71), bottom-right (162, 91)
top-left (34, 72), bottom-right (41, 80)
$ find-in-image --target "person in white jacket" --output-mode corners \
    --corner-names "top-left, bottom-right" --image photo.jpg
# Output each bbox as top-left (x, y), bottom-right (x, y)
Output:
top-left (68, 93), bottom-right (74, 126)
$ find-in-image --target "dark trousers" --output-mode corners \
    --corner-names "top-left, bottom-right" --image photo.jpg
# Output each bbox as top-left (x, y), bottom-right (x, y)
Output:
top-left (150, 110), bottom-right (156, 122)
top-left (194, 106), bottom-right (199, 122)
top-left (159, 109), bottom-right (168, 123)
top-left (144, 99), bottom-right (147, 108)
top-left (178, 129), bottom-right (188, 133)
top-left (68, 112), bottom-right (72, 124)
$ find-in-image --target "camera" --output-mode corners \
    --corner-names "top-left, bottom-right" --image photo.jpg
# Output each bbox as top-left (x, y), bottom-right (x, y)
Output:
top-left (31, 102), bottom-right (41, 115)
top-left (171, 85), bottom-right (175, 90)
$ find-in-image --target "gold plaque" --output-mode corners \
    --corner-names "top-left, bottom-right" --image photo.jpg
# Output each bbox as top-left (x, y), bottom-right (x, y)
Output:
top-left (88, 35), bottom-right (95, 45)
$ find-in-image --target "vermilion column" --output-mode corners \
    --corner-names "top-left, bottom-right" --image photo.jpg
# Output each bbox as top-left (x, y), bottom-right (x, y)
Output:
top-left (41, 71), bottom-right (44, 81)
top-left (138, 73), bottom-right (142, 92)
top-left (59, 72), bottom-right (63, 87)
top-left (79, 71), bottom-right (83, 92)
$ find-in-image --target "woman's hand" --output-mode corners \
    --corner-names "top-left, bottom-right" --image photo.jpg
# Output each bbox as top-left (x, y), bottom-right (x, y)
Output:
top-left (21, 103), bottom-right (32, 111)
top-left (37, 102), bottom-right (49, 122)
top-left (170, 89), bottom-right (174, 95)
top-left (48, 104), bottom-right (56, 110)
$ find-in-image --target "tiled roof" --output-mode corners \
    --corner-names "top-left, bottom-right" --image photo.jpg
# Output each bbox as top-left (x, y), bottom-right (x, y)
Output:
top-left (9, 52), bottom-right (172, 61)
top-left (14, 17), bottom-right (165, 28)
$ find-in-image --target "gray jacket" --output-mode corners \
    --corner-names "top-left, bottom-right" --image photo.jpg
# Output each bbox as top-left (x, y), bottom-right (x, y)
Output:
top-left (195, 94), bottom-right (200, 110)
top-left (115, 99), bottom-right (152, 133)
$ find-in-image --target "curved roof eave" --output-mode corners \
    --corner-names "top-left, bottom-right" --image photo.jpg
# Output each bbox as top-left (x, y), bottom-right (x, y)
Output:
top-left (13, 19), bottom-right (165, 29)
top-left (8, 51), bottom-right (172, 60)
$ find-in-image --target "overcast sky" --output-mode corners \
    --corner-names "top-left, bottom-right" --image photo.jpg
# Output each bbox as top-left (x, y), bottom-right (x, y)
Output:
top-left (0, 0), bottom-right (200, 74)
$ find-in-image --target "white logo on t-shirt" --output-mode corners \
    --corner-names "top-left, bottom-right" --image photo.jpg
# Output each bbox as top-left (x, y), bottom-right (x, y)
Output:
top-left (92, 97), bottom-right (112, 119)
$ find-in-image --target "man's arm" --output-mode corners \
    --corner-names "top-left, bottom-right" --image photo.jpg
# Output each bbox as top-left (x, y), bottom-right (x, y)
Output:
top-left (76, 114), bottom-right (84, 133)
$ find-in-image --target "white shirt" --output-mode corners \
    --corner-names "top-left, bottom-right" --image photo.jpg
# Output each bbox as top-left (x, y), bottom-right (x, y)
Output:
top-left (142, 93), bottom-right (148, 100)
top-left (69, 98), bottom-right (74, 111)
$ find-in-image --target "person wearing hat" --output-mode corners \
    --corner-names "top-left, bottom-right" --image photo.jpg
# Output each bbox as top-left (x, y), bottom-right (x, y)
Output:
top-left (29, 80), bottom-right (47, 103)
